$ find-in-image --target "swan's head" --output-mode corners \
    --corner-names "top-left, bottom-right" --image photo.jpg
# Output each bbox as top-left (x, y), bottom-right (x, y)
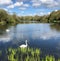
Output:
top-left (26, 40), bottom-right (27, 43)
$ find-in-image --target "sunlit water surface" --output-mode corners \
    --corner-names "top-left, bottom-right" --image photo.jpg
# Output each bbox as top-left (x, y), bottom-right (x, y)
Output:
top-left (0, 23), bottom-right (60, 58)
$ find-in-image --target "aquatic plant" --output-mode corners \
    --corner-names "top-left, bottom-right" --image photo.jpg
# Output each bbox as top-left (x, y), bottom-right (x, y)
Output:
top-left (46, 55), bottom-right (55, 61)
top-left (0, 47), bottom-right (60, 61)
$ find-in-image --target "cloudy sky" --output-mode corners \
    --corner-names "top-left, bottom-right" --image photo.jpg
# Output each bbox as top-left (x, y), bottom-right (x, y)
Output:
top-left (0, 0), bottom-right (60, 16)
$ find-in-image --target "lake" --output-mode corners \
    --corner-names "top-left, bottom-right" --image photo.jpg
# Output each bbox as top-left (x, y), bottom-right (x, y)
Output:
top-left (0, 23), bottom-right (60, 58)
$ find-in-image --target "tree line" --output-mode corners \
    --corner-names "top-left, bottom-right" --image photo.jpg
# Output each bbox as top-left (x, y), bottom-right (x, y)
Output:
top-left (0, 9), bottom-right (60, 25)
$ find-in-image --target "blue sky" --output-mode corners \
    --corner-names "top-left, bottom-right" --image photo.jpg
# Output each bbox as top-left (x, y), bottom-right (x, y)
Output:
top-left (0, 0), bottom-right (60, 16)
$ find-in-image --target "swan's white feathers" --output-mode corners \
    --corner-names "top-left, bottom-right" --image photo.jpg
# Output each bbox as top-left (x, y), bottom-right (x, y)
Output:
top-left (20, 40), bottom-right (28, 48)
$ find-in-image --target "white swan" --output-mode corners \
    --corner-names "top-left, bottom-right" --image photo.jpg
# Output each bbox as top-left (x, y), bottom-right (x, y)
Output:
top-left (20, 40), bottom-right (28, 48)
top-left (6, 29), bottom-right (10, 32)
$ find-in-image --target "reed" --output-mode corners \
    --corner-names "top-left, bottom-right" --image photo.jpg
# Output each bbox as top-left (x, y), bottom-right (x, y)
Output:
top-left (0, 47), bottom-right (60, 61)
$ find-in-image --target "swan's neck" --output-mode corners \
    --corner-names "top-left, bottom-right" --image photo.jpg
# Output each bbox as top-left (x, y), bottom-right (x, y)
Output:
top-left (26, 41), bottom-right (28, 46)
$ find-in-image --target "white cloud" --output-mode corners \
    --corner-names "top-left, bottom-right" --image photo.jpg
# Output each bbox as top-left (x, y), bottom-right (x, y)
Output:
top-left (0, 8), bottom-right (8, 11)
top-left (32, 0), bottom-right (41, 7)
top-left (24, 13), bottom-right (37, 16)
top-left (47, 12), bottom-right (51, 15)
top-left (23, 4), bottom-right (29, 7)
top-left (40, 12), bottom-right (45, 16)
top-left (19, 7), bottom-right (27, 10)
top-left (7, 2), bottom-right (23, 9)
top-left (35, 11), bottom-right (49, 16)
top-left (7, 5), bottom-right (14, 8)
top-left (32, 0), bottom-right (59, 8)
top-left (4, 8), bottom-right (8, 11)
top-left (14, 2), bottom-right (23, 6)
top-left (40, 11), bottom-right (51, 16)
top-left (40, 0), bottom-right (47, 3)
top-left (17, 0), bottom-right (29, 2)
top-left (0, 0), bottom-right (12, 5)
top-left (7, 1), bottom-right (29, 9)
top-left (55, 9), bottom-right (58, 12)
top-left (32, 0), bottom-right (40, 3)
top-left (45, 1), bottom-right (58, 8)
top-left (32, 2), bottom-right (41, 7)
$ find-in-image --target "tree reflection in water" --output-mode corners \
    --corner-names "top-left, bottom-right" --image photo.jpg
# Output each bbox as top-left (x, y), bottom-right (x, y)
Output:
top-left (50, 23), bottom-right (60, 31)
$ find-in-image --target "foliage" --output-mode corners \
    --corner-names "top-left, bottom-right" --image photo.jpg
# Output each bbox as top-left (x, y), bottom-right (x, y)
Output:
top-left (49, 11), bottom-right (60, 23)
top-left (0, 47), bottom-right (60, 61)
top-left (0, 9), bottom-right (60, 25)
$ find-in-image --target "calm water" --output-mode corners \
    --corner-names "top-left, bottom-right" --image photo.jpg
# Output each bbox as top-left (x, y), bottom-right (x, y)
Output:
top-left (0, 23), bottom-right (60, 58)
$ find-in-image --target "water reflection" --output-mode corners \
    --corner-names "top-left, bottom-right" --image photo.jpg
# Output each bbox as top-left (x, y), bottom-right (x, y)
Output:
top-left (50, 23), bottom-right (60, 31)
top-left (0, 23), bottom-right (60, 42)
top-left (0, 23), bottom-right (60, 58)
top-left (0, 25), bottom-right (11, 42)
top-left (32, 31), bottom-right (60, 40)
